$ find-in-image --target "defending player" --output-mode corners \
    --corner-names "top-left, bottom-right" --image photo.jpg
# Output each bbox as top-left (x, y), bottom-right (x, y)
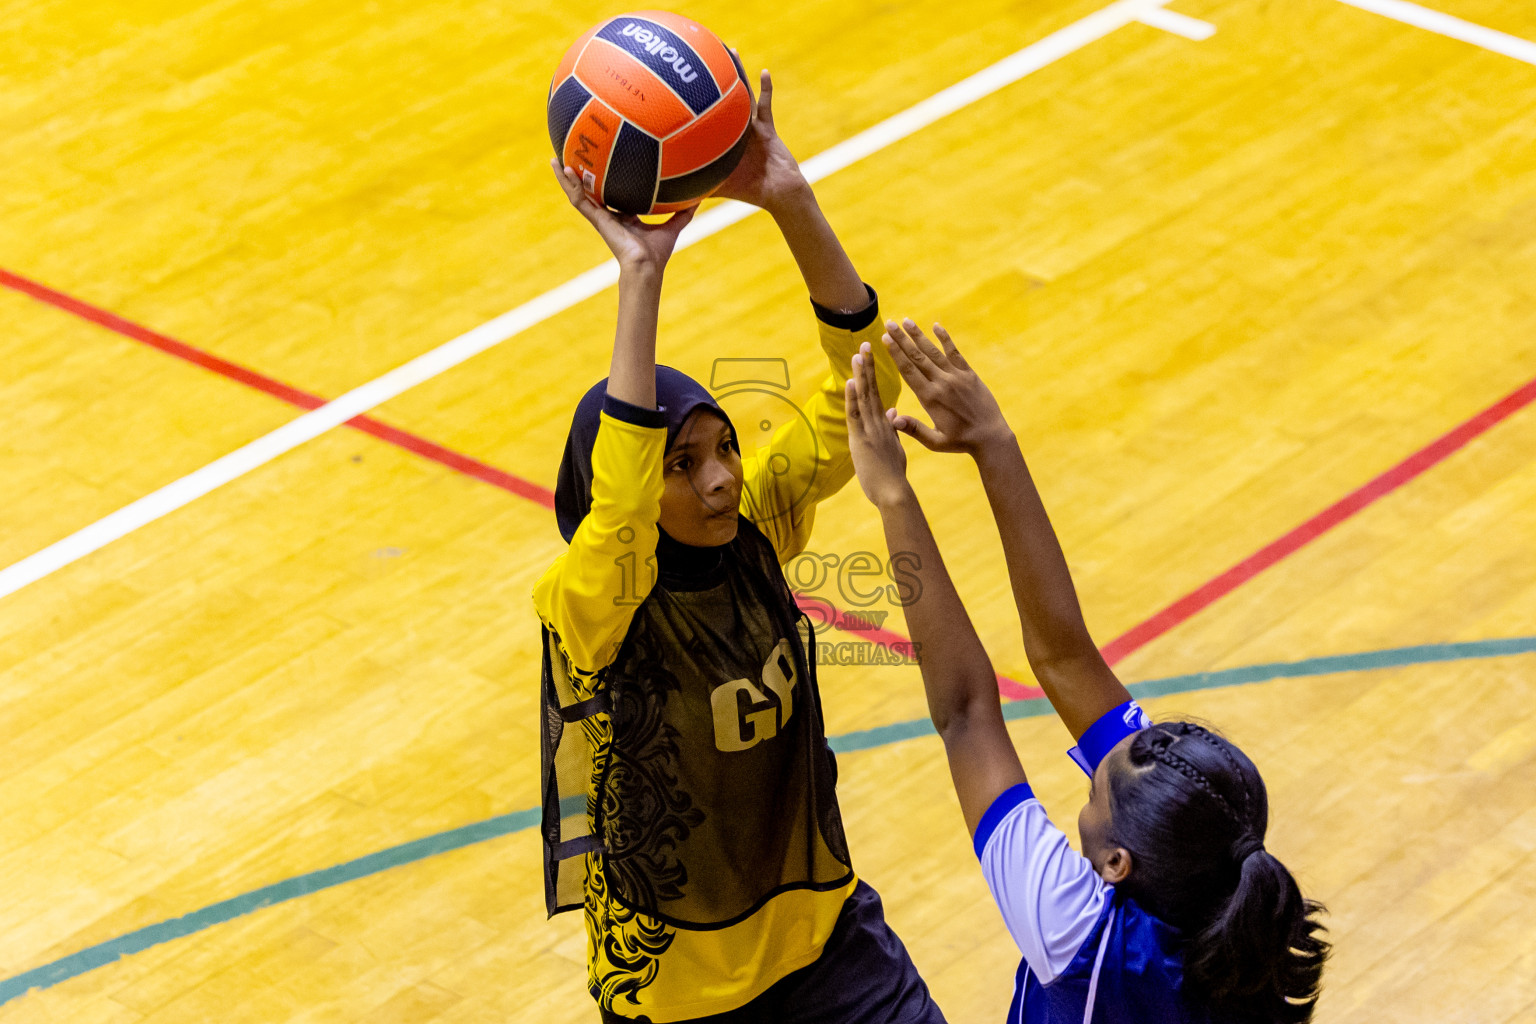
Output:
top-left (842, 323), bottom-right (1329, 1022)
top-left (534, 71), bottom-right (946, 1023)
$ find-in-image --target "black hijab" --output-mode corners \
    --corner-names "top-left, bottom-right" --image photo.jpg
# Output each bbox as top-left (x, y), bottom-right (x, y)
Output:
top-left (554, 366), bottom-right (742, 584)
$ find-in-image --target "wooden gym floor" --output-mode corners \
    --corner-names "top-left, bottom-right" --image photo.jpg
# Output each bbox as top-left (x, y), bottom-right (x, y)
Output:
top-left (1, 0), bottom-right (1534, 1020)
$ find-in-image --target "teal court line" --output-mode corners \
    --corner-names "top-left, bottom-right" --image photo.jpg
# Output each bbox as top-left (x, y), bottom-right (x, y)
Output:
top-left (830, 635), bottom-right (1536, 752)
top-left (2, 635), bottom-right (1533, 1007)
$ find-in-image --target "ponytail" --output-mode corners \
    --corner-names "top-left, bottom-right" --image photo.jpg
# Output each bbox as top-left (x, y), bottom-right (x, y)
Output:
top-left (1187, 846), bottom-right (1329, 1021)
top-left (1108, 722), bottom-right (1329, 1023)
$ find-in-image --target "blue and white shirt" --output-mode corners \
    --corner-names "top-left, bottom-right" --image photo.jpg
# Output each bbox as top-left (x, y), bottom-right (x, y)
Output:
top-left (973, 702), bottom-right (1217, 1023)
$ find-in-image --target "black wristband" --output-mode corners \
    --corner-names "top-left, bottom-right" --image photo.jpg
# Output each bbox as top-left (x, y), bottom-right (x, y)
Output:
top-left (811, 283), bottom-right (880, 332)
top-left (602, 392), bottom-right (666, 428)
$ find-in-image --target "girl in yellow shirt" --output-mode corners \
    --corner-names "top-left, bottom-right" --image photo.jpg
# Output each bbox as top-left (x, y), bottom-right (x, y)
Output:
top-left (535, 71), bottom-right (947, 1024)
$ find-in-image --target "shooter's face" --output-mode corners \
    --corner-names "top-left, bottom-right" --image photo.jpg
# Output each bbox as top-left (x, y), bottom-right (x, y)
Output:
top-left (659, 409), bottom-right (743, 547)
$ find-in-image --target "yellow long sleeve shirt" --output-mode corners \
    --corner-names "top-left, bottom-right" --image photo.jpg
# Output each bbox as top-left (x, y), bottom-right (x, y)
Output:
top-left (533, 294), bottom-right (900, 1020)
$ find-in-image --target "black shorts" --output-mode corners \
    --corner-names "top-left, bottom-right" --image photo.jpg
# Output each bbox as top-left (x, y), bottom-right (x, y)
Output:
top-left (600, 881), bottom-right (947, 1024)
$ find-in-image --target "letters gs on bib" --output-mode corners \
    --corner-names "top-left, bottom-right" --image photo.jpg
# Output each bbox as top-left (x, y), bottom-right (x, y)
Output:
top-left (712, 639), bottom-right (797, 753)
top-left (548, 11), bottom-right (754, 215)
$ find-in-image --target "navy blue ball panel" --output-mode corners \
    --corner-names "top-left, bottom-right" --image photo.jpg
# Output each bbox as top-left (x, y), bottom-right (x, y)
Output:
top-left (605, 122), bottom-right (661, 214)
top-left (655, 120), bottom-right (750, 204)
top-left (548, 76), bottom-right (592, 153)
top-left (596, 17), bottom-right (721, 114)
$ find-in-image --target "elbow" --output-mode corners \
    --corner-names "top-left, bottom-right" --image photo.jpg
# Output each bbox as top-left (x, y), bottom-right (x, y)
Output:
top-left (930, 676), bottom-right (1000, 743)
top-left (934, 709), bottom-right (971, 746)
top-left (1023, 644), bottom-right (1103, 691)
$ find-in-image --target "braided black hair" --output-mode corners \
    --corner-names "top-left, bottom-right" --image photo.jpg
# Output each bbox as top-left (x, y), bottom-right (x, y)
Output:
top-left (1106, 721), bottom-right (1329, 1022)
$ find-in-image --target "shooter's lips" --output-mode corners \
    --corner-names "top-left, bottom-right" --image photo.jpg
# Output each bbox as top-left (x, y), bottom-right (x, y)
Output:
top-left (705, 507), bottom-right (737, 521)
top-left (705, 493), bottom-right (741, 520)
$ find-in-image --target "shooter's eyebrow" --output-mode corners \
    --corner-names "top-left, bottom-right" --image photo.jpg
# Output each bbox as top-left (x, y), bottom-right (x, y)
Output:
top-left (670, 425), bottom-right (732, 453)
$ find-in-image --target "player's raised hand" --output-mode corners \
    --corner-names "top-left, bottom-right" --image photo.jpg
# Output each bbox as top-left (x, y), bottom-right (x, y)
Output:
top-left (845, 342), bottom-right (912, 508)
top-left (552, 159), bottom-right (695, 272)
top-left (882, 319), bottom-right (1012, 457)
top-left (712, 68), bottom-right (809, 214)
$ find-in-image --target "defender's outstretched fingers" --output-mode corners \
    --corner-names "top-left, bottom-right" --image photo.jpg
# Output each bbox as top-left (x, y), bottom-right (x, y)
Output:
top-left (879, 329), bottom-right (913, 376)
top-left (901, 319), bottom-right (950, 369)
top-left (857, 343), bottom-right (885, 423)
top-left (889, 411), bottom-right (945, 451)
top-left (851, 347), bottom-right (872, 417)
top-left (932, 323), bottom-right (971, 371)
top-left (887, 319), bottom-right (940, 379)
top-left (883, 321), bottom-right (937, 385)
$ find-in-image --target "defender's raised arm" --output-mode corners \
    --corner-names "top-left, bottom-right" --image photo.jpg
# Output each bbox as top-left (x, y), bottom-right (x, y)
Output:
top-left (880, 320), bottom-right (1132, 739)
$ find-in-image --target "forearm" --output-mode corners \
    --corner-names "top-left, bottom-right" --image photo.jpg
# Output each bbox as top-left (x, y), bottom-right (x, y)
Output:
top-left (876, 483), bottom-right (1027, 834)
top-left (769, 185), bottom-right (868, 313)
top-left (876, 486), bottom-right (1002, 733)
top-left (973, 438), bottom-right (1130, 736)
top-left (606, 265), bottom-right (663, 409)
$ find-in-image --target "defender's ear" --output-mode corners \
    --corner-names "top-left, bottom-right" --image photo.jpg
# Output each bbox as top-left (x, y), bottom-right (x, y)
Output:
top-left (1100, 847), bottom-right (1133, 885)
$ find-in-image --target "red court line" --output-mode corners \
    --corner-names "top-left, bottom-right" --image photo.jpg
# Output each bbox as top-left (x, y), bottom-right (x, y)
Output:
top-left (0, 267), bottom-right (1017, 691)
top-left (1099, 375), bottom-right (1536, 665)
top-left (11, 267), bottom-right (1530, 697)
top-left (795, 595), bottom-right (1039, 699)
top-left (0, 267), bottom-right (557, 509)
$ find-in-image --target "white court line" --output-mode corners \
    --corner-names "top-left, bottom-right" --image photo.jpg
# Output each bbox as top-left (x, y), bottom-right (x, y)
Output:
top-left (1335, 0), bottom-right (1536, 65)
top-left (0, 0), bottom-right (1202, 603)
top-left (1136, 8), bottom-right (1217, 41)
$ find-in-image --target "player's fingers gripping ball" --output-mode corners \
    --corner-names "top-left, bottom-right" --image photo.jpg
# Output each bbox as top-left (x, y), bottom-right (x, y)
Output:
top-left (548, 11), bottom-right (753, 215)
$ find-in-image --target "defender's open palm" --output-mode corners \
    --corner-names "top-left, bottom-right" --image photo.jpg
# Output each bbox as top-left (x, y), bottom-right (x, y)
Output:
top-left (552, 160), bottom-right (694, 271)
top-left (882, 320), bottom-right (1011, 456)
top-left (845, 343), bottom-right (910, 508)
